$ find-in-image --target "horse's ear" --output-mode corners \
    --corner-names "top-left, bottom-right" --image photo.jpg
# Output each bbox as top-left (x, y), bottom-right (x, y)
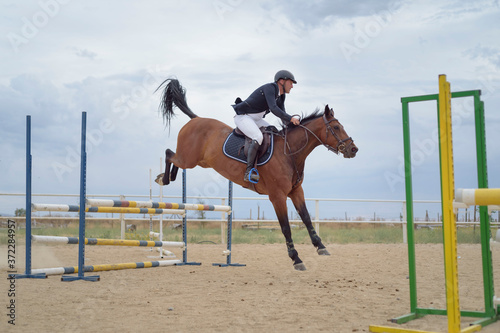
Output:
top-left (324, 105), bottom-right (334, 118)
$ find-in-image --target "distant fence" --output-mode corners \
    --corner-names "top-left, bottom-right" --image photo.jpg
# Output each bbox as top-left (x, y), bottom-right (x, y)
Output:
top-left (2, 193), bottom-right (499, 244)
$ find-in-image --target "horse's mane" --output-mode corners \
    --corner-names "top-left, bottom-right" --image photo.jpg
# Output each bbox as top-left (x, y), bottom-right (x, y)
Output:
top-left (279, 107), bottom-right (325, 132)
top-left (299, 108), bottom-right (324, 124)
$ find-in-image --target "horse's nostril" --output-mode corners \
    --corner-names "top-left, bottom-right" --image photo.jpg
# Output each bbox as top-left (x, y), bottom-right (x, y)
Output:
top-left (352, 147), bottom-right (358, 153)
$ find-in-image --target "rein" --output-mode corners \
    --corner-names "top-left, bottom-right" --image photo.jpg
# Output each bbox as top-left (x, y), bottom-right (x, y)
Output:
top-left (283, 126), bottom-right (309, 156)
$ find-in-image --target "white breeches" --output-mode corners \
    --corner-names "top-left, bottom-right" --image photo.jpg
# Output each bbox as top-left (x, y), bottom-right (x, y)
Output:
top-left (234, 112), bottom-right (270, 145)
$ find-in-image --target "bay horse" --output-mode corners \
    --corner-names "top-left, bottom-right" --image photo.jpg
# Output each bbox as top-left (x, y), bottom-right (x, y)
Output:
top-left (155, 79), bottom-right (358, 270)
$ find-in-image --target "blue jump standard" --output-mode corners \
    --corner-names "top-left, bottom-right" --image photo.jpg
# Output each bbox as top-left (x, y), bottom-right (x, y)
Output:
top-left (61, 112), bottom-right (99, 282)
top-left (12, 116), bottom-right (46, 280)
top-left (177, 169), bottom-right (202, 266)
top-left (212, 180), bottom-right (245, 268)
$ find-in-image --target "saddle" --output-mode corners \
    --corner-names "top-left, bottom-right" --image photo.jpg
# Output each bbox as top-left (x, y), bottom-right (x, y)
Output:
top-left (222, 126), bottom-right (276, 166)
top-left (233, 127), bottom-right (272, 160)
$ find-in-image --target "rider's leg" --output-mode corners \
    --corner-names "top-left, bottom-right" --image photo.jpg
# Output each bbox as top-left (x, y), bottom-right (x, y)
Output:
top-left (254, 117), bottom-right (271, 129)
top-left (244, 139), bottom-right (260, 182)
top-left (234, 113), bottom-right (265, 144)
top-left (234, 114), bottom-right (264, 182)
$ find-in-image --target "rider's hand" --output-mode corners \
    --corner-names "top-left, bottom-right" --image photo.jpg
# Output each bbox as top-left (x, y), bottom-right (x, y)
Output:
top-left (291, 116), bottom-right (300, 126)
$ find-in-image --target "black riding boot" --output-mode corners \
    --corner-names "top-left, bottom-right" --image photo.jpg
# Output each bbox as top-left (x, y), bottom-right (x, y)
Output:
top-left (244, 140), bottom-right (260, 182)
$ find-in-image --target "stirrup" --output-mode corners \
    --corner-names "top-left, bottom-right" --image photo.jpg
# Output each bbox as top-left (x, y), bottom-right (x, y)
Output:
top-left (248, 168), bottom-right (259, 183)
top-left (244, 168), bottom-right (259, 184)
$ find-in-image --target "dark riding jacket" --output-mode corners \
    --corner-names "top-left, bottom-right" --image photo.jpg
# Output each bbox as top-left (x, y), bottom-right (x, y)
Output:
top-left (232, 83), bottom-right (293, 123)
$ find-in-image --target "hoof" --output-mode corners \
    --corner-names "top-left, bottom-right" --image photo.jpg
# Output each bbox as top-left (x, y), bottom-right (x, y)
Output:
top-left (155, 174), bottom-right (164, 185)
top-left (155, 174), bottom-right (165, 186)
top-left (317, 248), bottom-right (330, 256)
top-left (293, 263), bottom-right (307, 271)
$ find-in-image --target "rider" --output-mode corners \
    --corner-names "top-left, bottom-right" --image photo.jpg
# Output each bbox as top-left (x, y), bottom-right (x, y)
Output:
top-left (233, 70), bottom-right (301, 183)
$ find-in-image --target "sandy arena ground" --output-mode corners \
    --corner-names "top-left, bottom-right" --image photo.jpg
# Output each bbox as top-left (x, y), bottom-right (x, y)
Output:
top-left (1, 242), bottom-right (499, 333)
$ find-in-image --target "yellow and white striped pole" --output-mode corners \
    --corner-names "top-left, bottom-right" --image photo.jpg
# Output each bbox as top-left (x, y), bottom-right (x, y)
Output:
top-left (31, 259), bottom-right (181, 276)
top-left (456, 188), bottom-right (500, 206)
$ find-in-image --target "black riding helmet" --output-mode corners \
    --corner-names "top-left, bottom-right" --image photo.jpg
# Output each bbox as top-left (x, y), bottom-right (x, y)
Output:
top-left (274, 70), bottom-right (297, 84)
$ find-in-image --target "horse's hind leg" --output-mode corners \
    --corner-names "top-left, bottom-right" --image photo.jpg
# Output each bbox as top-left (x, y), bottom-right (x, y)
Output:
top-left (158, 149), bottom-right (176, 186)
top-left (156, 145), bottom-right (199, 186)
top-left (289, 186), bottom-right (330, 255)
top-left (170, 165), bottom-right (179, 182)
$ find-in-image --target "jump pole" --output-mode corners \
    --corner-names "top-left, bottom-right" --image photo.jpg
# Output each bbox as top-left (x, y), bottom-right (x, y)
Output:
top-left (31, 235), bottom-right (185, 248)
top-left (10, 116), bottom-right (46, 279)
top-left (455, 188), bottom-right (500, 206)
top-left (85, 199), bottom-right (231, 212)
top-left (31, 203), bottom-right (185, 215)
top-left (149, 232), bottom-right (176, 257)
top-left (30, 259), bottom-right (181, 277)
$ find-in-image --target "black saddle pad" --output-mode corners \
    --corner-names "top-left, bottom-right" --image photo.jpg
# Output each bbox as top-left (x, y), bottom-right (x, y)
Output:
top-left (222, 131), bottom-right (274, 166)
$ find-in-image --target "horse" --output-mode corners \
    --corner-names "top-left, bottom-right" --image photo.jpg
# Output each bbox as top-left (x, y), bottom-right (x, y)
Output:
top-left (155, 79), bottom-right (358, 270)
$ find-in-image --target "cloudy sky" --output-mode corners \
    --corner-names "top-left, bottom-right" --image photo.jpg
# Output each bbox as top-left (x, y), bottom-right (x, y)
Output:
top-left (1, 0), bottom-right (499, 220)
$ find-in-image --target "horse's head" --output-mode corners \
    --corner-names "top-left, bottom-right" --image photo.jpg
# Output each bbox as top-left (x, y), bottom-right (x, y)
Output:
top-left (319, 105), bottom-right (358, 158)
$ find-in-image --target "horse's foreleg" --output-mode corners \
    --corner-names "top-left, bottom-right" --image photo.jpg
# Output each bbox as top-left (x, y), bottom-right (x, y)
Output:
top-left (270, 194), bottom-right (306, 271)
top-left (298, 206), bottom-right (330, 256)
top-left (289, 186), bottom-right (330, 256)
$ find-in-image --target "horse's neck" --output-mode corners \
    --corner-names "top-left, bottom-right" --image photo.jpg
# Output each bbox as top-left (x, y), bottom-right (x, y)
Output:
top-left (284, 122), bottom-right (323, 163)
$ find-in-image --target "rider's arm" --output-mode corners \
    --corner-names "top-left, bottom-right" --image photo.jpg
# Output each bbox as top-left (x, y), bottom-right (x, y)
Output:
top-left (262, 83), bottom-right (293, 123)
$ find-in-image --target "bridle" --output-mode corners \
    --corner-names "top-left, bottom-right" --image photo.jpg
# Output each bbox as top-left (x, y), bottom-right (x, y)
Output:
top-left (318, 113), bottom-right (354, 154)
top-left (284, 112), bottom-right (354, 156)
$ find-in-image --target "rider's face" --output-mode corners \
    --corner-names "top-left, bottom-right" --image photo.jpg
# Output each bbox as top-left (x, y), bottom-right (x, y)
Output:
top-left (283, 79), bottom-right (294, 94)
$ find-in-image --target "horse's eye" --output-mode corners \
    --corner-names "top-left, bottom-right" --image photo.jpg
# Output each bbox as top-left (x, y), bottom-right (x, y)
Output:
top-left (333, 126), bottom-right (340, 130)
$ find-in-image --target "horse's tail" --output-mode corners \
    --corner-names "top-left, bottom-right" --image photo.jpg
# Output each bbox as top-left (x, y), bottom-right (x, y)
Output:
top-left (155, 78), bottom-right (198, 127)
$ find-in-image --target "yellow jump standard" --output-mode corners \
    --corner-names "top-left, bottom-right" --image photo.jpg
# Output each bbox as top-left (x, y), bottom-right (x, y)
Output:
top-left (369, 76), bottom-right (492, 332)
